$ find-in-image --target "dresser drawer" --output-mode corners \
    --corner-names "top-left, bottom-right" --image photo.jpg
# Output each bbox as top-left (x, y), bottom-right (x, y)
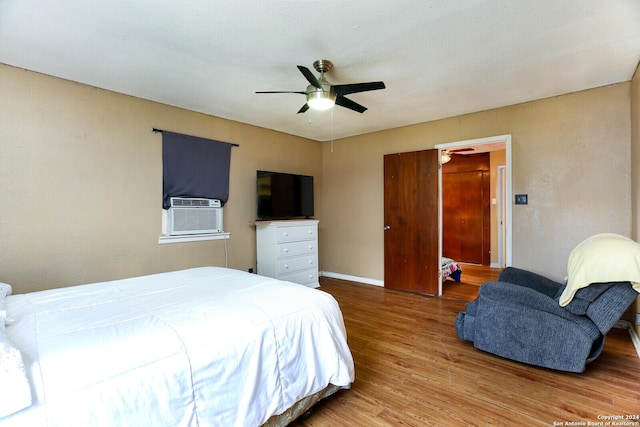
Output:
top-left (279, 268), bottom-right (319, 287)
top-left (276, 225), bottom-right (316, 243)
top-left (276, 255), bottom-right (317, 275)
top-left (277, 240), bottom-right (317, 258)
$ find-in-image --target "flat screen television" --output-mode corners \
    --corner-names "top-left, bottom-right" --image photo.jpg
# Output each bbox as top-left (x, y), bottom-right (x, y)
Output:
top-left (257, 170), bottom-right (314, 220)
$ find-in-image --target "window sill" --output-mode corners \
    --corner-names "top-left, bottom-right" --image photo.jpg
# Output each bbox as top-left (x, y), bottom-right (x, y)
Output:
top-left (158, 232), bottom-right (230, 244)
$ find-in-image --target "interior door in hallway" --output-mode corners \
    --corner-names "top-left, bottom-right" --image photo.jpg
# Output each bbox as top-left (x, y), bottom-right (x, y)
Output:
top-left (442, 153), bottom-right (490, 265)
top-left (383, 149), bottom-right (439, 295)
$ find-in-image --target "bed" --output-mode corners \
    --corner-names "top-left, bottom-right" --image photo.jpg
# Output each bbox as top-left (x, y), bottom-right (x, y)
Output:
top-left (0, 267), bottom-right (354, 426)
top-left (442, 257), bottom-right (462, 282)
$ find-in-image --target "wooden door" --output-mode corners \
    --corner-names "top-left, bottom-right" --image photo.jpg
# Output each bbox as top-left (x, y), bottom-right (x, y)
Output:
top-left (383, 149), bottom-right (439, 295)
top-left (442, 153), bottom-right (491, 264)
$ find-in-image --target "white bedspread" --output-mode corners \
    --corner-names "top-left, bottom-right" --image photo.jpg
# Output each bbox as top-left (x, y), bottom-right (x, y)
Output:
top-left (1, 267), bottom-right (354, 427)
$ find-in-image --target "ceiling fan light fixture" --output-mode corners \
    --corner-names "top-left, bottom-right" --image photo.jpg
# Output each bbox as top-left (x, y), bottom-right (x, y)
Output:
top-left (441, 151), bottom-right (451, 164)
top-left (306, 87), bottom-right (336, 111)
top-left (256, 60), bottom-right (385, 114)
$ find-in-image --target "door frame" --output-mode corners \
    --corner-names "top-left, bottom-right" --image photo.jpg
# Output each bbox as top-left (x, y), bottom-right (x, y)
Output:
top-left (435, 134), bottom-right (512, 295)
top-left (497, 165), bottom-right (508, 268)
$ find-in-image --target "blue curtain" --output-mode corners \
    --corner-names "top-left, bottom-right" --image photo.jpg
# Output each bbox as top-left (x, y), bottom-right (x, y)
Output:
top-left (162, 131), bottom-right (233, 209)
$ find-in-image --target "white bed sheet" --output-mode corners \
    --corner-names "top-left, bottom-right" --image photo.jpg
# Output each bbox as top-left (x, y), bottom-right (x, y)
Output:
top-left (2, 267), bottom-right (354, 427)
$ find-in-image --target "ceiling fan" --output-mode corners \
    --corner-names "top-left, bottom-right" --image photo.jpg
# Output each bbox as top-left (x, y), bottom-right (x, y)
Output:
top-left (448, 148), bottom-right (475, 154)
top-left (441, 147), bottom-right (474, 164)
top-left (256, 59), bottom-right (385, 114)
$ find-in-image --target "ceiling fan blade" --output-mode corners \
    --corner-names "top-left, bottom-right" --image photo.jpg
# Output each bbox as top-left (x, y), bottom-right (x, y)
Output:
top-left (333, 81), bottom-right (386, 96)
top-left (297, 104), bottom-right (310, 114)
top-left (297, 66), bottom-right (322, 89)
top-left (335, 95), bottom-right (367, 113)
top-left (255, 91), bottom-right (306, 94)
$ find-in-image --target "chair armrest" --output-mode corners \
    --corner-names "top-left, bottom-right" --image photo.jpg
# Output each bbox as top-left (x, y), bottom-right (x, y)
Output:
top-left (586, 283), bottom-right (638, 333)
top-left (498, 267), bottom-right (564, 298)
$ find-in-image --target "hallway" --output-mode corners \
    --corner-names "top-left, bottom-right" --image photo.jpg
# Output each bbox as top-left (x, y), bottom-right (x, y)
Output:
top-left (442, 263), bottom-right (502, 301)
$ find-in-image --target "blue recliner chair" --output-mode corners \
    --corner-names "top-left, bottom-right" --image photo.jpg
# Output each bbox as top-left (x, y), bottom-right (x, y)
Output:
top-left (456, 267), bottom-right (637, 372)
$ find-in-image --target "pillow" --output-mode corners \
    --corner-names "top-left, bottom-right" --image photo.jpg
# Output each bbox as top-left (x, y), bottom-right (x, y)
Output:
top-left (559, 233), bottom-right (640, 306)
top-left (0, 331), bottom-right (32, 417)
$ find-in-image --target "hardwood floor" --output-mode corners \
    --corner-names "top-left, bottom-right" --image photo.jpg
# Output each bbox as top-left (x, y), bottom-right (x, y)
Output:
top-left (442, 263), bottom-right (502, 301)
top-left (294, 275), bottom-right (640, 427)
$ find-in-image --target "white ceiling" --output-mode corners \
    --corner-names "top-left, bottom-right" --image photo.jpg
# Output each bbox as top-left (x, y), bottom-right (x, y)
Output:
top-left (1, 1), bottom-right (639, 142)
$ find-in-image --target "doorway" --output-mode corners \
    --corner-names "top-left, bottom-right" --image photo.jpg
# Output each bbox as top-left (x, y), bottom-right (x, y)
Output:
top-left (382, 135), bottom-right (511, 297)
top-left (441, 152), bottom-right (491, 265)
top-left (436, 134), bottom-right (512, 295)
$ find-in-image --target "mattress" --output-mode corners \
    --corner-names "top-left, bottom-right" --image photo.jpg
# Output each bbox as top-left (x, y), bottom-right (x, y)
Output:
top-left (1, 267), bottom-right (354, 426)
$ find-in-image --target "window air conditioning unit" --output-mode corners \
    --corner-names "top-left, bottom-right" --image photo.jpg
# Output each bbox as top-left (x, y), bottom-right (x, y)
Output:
top-left (167, 197), bottom-right (223, 235)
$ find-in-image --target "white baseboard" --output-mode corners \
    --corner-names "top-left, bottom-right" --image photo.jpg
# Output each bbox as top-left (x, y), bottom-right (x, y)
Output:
top-left (631, 328), bottom-right (640, 359)
top-left (628, 324), bottom-right (640, 359)
top-left (320, 271), bottom-right (384, 287)
top-left (615, 320), bottom-right (640, 359)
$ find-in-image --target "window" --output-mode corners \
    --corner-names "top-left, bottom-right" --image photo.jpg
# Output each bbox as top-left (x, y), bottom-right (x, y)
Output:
top-left (155, 129), bottom-right (236, 244)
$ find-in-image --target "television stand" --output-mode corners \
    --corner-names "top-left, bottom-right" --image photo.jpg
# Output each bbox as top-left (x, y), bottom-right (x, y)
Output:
top-left (255, 219), bottom-right (319, 288)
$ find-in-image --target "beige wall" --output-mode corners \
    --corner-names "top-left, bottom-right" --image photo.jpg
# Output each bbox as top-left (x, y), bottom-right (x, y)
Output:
top-left (0, 64), bottom-right (322, 293)
top-left (631, 61), bottom-right (640, 334)
top-left (321, 83), bottom-right (631, 283)
top-left (2, 62), bottom-right (636, 298)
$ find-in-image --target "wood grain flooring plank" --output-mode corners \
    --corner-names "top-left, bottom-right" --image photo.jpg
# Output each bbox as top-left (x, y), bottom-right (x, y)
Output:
top-left (292, 275), bottom-right (640, 427)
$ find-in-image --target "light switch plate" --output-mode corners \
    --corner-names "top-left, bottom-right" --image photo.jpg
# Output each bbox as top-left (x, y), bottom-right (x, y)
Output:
top-left (515, 194), bottom-right (528, 205)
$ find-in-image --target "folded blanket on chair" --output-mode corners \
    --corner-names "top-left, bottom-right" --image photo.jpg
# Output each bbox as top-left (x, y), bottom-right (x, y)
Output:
top-left (559, 233), bottom-right (640, 306)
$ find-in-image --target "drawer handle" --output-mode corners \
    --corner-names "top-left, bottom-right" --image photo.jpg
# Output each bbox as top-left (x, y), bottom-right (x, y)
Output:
top-left (309, 245), bottom-right (313, 250)
top-left (283, 264), bottom-right (289, 269)
top-left (308, 260), bottom-right (313, 264)
top-left (284, 248), bottom-right (289, 253)
top-left (283, 232), bottom-right (289, 236)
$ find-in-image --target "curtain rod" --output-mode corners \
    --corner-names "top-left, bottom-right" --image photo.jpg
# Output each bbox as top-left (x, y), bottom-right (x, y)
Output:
top-left (152, 128), bottom-right (239, 147)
